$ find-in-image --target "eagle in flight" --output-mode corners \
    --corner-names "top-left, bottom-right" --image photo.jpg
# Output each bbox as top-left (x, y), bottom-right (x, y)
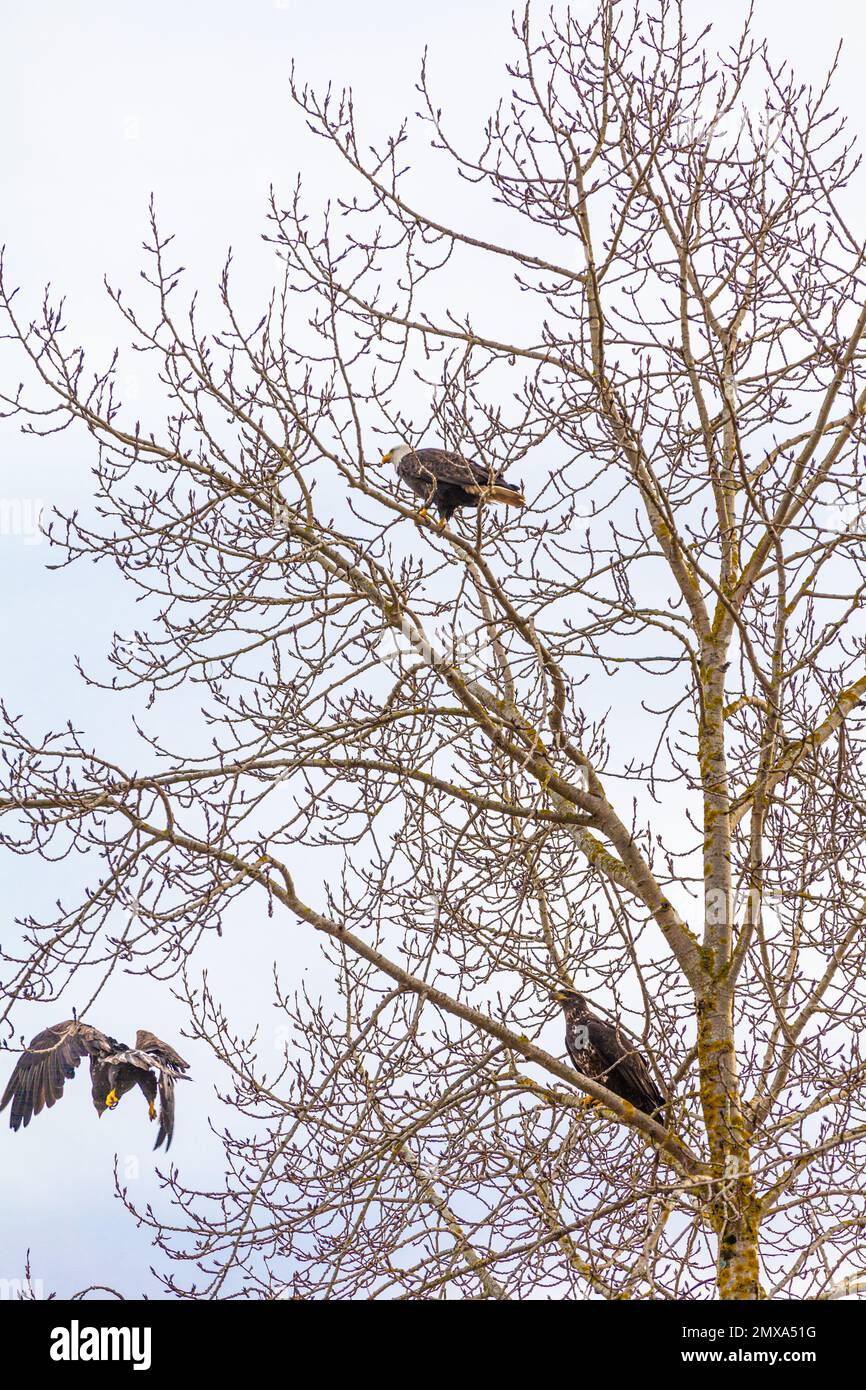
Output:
top-left (1, 1019), bottom-right (190, 1150)
top-left (383, 444), bottom-right (525, 522)
top-left (553, 988), bottom-right (667, 1124)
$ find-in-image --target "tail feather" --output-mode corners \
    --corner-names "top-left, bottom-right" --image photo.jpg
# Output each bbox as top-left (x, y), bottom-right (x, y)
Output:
top-left (488, 485), bottom-right (525, 507)
top-left (468, 483), bottom-right (525, 507)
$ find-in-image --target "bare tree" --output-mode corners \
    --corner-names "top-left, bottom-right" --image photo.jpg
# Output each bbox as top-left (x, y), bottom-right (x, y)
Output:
top-left (2, 1), bottom-right (866, 1300)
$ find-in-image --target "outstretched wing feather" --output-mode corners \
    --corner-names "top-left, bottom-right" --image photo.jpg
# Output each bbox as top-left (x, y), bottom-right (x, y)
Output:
top-left (134, 1030), bottom-right (190, 1071)
top-left (0, 1021), bottom-right (112, 1131)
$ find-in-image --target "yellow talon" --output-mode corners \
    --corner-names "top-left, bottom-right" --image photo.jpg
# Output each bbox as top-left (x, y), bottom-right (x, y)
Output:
top-left (148, 1101), bottom-right (157, 1121)
top-left (105, 1089), bottom-right (119, 1110)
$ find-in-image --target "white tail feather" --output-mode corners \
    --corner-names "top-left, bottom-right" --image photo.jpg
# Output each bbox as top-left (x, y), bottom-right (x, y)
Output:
top-left (466, 484), bottom-right (525, 507)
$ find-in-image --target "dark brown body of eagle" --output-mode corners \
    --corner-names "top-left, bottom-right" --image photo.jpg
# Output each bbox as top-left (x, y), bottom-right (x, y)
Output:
top-left (383, 445), bottom-right (526, 522)
top-left (0, 1019), bottom-right (190, 1150)
top-left (553, 989), bottom-right (667, 1123)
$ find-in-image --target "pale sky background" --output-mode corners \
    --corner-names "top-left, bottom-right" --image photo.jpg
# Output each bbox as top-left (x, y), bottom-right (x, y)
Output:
top-left (0, 0), bottom-right (864, 1299)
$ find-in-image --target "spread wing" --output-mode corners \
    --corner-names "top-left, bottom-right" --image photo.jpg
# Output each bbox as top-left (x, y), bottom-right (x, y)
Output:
top-left (587, 1017), bottom-right (667, 1117)
top-left (399, 449), bottom-right (507, 493)
top-left (135, 1030), bottom-right (189, 1072)
top-left (134, 1030), bottom-right (191, 1150)
top-left (0, 1020), bottom-right (113, 1131)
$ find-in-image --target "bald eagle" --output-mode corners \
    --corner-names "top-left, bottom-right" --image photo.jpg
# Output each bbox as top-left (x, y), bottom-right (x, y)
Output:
top-left (1, 1019), bottom-right (190, 1150)
top-left (383, 445), bottom-right (525, 522)
top-left (553, 989), bottom-right (667, 1123)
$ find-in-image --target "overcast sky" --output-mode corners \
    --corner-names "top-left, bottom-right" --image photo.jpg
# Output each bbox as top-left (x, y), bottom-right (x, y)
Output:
top-left (1, 0), bottom-right (864, 1299)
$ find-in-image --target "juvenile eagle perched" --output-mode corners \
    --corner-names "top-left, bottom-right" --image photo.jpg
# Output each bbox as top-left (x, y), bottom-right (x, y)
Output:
top-left (553, 988), bottom-right (667, 1123)
top-left (1, 1019), bottom-right (190, 1150)
top-left (383, 444), bottom-right (525, 522)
